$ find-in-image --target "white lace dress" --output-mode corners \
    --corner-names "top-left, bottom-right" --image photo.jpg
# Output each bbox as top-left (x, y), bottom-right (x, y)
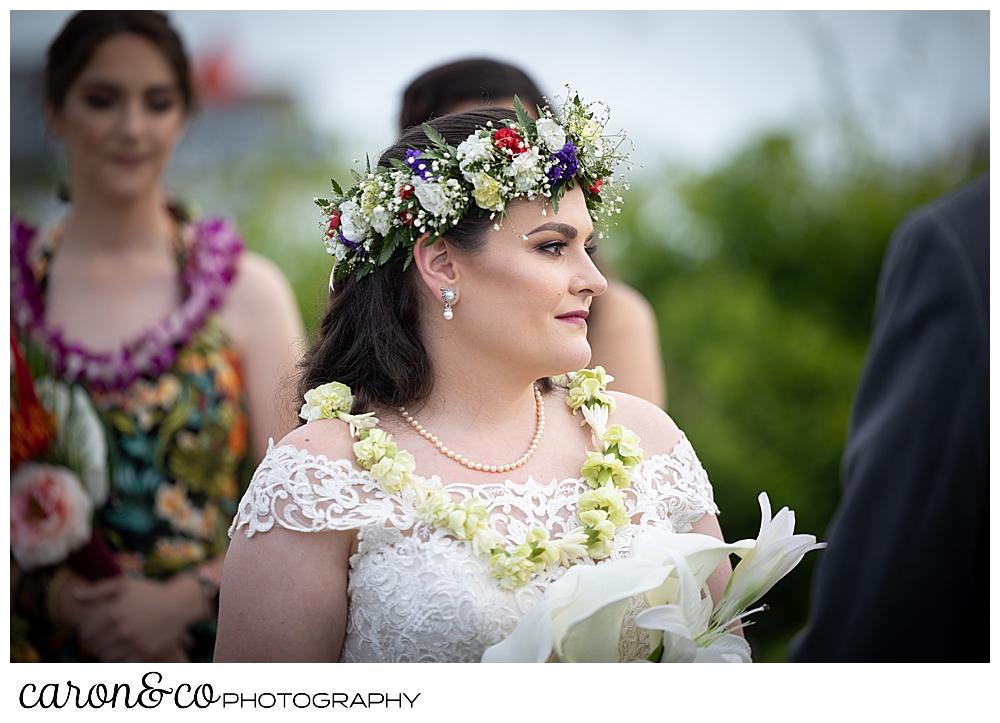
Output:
top-left (229, 433), bottom-right (719, 663)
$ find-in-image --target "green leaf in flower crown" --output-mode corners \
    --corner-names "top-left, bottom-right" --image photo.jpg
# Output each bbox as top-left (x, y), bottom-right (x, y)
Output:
top-left (330, 178), bottom-right (344, 196)
top-left (551, 191), bottom-right (561, 215)
top-left (422, 123), bottom-right (453, 154)
top-left (350, 168), bottom-right (363, 184)
top-left (402, 247), bottom-right (415, 271)
top-left (389, 158), bottom-right (410, 173)
top-left (376, 228), bottom-right (401, 265)
top-left (513, 95), bottom-right (536, 136)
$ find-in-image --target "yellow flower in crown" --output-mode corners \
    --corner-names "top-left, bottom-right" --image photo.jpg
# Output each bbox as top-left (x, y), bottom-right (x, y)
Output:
top-left (469, 172), bottom-right (503, 211)
top-left (299, 382), bottom-right (354, 422)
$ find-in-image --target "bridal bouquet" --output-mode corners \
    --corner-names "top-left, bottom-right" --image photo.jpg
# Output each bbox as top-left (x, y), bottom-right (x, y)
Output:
top-left (481, 493), bottom-right (824, 663)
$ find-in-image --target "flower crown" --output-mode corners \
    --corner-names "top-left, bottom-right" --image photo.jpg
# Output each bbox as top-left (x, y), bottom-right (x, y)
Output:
top-left (315, 89), bottom-right (631, 283)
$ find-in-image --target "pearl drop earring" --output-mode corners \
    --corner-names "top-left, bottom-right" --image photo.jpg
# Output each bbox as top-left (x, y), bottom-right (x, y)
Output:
top-left (441, 287), bottom-right (457, 320)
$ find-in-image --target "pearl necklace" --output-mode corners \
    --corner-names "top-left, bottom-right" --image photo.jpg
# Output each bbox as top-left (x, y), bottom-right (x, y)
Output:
top-left (398, 386), bottom-right (545, 473)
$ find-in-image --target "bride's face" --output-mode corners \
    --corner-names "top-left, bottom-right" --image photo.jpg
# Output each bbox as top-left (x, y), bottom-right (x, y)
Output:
top-left (453, 184), bottom-right (607, 377)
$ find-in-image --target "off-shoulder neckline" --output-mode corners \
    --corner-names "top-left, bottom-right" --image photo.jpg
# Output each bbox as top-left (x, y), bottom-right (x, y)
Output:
top-left (260, 431), bottom-right (693, 491)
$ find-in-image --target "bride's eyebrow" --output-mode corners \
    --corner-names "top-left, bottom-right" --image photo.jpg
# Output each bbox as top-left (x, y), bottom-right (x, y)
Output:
top-left (526, 222), bottom-right (577, 238)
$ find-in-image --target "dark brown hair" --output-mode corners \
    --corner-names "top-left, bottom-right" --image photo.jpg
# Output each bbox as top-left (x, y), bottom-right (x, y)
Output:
top-left (399, 58), bottom-right (546, 133)
top-left (46, 10), bottom-right (194, 112)
top-left (297, 108), bottom-right (552, 416)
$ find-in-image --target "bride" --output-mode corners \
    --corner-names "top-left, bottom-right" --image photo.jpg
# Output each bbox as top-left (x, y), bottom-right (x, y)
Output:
top-left (214, 95), bottom-right (733, 662)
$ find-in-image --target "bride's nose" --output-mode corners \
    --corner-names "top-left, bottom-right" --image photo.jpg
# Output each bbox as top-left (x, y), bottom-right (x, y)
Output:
top-left (571, 253), bottom-right (608, 298)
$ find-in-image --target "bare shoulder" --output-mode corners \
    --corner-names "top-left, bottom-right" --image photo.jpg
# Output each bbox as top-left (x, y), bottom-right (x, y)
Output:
top-left (273, 417), bottom-right (359, 464)
top-left (225, 250), bottom-right (296, 314)
top-left (215, 249), bottom-right (303, 368)
top-left (607, 390), bottom-right (682, 457)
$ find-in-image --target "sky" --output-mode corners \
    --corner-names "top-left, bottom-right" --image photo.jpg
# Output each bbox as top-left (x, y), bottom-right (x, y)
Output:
top-left (10, 10), bottom-right (990, 174)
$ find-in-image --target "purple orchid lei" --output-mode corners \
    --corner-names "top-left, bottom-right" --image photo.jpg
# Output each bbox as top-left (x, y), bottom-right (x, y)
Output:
top-left (10, 214), bottom-right (244, 393)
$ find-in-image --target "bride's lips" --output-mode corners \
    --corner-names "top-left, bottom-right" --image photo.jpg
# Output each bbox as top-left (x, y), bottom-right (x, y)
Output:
top-left (555, 309), bottom-right (589, 327)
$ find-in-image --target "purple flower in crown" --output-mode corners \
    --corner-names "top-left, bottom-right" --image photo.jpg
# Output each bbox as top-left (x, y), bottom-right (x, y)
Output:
top-left (546, 142), bottom-right (580, 184)
top-left (405, 149), bottom-right (434, 181)
top-left (339, 233), bottom-right (369, 258)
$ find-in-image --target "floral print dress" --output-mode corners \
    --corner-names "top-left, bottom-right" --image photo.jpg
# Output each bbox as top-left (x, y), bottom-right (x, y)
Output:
top-left (10, 215), bottom-right (250, 662)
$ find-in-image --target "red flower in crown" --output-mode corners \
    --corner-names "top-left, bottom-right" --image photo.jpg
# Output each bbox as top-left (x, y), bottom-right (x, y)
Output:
top-left (399, 184), bottom-right (414, 200)
top-left (327, 211), bottom-right (341, 236)
top-left (588, 178), bottom-right (604, 195)
top-left (493, 127), bottom-right (528, 156)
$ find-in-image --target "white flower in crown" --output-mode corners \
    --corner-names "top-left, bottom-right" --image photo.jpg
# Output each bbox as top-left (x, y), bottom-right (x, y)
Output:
top-left (371, 204), bottom-right (393, 237)
top-left (457, 133), bottom-right (493, 168)
top-left (339, 200), bottom-right (369, 245)
top-left (331, 242), bottom-right (349, 262)
top-left (536, 117), bottom-right (567, 153)
top-left (506, 146), bottom-right (544, 192)
top-left (412, 177), bottom-right (450, 218)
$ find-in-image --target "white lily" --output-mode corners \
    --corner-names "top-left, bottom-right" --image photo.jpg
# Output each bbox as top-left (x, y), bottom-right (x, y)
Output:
top-left (482, 493), bottom-right (823, 663)
top-left (481, 530), bottom-right (749, 663)
top-left (634, 550), bottom-right (751, 663)
top-left (482, 559), bottom-right (674, 662)
top-left (709, 492), bottom-right (826, 632)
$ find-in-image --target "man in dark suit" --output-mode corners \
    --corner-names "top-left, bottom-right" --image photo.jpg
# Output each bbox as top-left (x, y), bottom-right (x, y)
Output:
top-left (790, 175), bottom-right (989, 662)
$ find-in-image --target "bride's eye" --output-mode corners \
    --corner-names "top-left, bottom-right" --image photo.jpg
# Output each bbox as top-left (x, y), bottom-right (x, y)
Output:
top-left (539, 241), bottom-right (567, 256)
top-left (584, 244), bottom-right (598, 257)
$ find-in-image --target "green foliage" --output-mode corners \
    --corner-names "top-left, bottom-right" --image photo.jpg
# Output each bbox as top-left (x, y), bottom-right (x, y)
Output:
top-left (613, 130), bottom-right (987, 661)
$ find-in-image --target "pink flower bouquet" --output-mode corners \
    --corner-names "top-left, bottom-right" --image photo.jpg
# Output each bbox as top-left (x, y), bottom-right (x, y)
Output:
top-left (11, 463), bottom-right (93, 570)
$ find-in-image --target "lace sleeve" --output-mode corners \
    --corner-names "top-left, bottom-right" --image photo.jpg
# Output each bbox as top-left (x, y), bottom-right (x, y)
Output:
top-left (228, 442), bottom-right (415, 538)
top-left (626, 433), bottom-right (720, 533)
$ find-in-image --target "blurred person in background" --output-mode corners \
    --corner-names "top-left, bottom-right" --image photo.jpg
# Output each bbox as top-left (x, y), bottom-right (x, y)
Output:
top-left (400, 58), bottom-right (667, 410)
top-left (10, 10), bottom-right (304, 662)
top-left (790, 175), bottom-right (988, 662)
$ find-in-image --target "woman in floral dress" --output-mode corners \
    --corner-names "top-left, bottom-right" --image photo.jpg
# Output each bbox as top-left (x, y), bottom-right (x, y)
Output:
top-left (10, 10), bottom-right (303, 662)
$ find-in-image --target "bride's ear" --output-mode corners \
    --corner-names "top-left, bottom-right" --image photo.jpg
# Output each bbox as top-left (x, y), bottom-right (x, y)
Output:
top-left (412, 232), bottom-right (460, 299)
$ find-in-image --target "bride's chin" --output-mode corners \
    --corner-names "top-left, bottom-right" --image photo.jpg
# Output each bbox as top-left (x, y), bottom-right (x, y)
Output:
top-left (546, 344), bottom-right (593, 377)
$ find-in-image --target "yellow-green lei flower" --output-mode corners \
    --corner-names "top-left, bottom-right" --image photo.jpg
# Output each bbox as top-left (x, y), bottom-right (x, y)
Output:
top-left (299, 381), bottom-right (353, 422)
